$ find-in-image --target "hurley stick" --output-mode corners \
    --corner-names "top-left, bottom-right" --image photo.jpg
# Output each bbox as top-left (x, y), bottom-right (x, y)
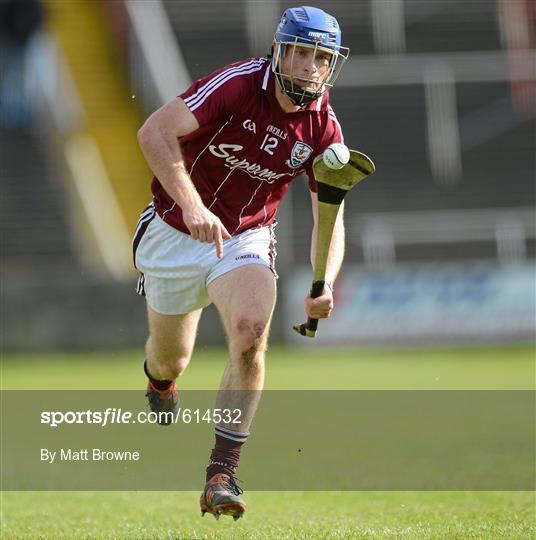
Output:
top-left (293, 149), bottom-right (376, 337)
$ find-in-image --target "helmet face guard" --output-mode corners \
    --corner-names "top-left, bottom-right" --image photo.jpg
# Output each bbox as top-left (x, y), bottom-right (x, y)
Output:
top-left (272, 7), bottom-right (350, 106)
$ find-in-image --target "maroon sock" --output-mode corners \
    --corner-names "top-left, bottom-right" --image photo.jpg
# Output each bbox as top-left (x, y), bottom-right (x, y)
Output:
top-left (206, 427), bottom-right (249, 481)
top-left (144, 360), bottom-right (173, 391)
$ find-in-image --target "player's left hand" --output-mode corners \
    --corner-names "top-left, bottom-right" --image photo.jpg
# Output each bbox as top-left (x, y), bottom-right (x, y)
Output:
top-left (305, 284), bottom-right (334, 319)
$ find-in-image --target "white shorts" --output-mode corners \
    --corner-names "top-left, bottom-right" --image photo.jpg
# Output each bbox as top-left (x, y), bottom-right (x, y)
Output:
top-left (133, 205), bottom-right (277, 315)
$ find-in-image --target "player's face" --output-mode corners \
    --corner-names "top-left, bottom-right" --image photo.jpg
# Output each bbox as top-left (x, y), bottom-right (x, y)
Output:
top-left (279, 45), bottom-right (332, 91)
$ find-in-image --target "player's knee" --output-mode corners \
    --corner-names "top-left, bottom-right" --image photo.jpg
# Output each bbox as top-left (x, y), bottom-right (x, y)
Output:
top-left (232, 316), bottom-right (269, 352)
top-left (174, 354), bottom-right (191, 376)
top-left (148, 352), bottom-right (191, 380)
top-left (164, 355), bottom-right (190, 379)
top-left (229, 317), bottom-right (268, 378)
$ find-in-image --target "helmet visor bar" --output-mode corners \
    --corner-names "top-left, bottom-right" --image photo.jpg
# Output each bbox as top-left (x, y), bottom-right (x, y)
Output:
top-left (272, 33), bottom-right (349, 103)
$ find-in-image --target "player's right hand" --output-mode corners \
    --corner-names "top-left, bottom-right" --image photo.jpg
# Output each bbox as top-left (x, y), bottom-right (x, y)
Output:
top-left (182, 204), bottom-right (232, 258)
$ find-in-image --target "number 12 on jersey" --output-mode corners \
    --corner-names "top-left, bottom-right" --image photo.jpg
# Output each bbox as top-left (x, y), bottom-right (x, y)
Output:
top-left (260, 134), bottom-right (279, 155)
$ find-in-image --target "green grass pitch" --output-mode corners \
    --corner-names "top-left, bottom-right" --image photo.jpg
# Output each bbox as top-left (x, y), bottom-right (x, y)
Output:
top-left (1, 345), bottom-right (534, 539)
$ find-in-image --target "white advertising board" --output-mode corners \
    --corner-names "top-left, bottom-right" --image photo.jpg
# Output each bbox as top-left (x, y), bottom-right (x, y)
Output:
top-left (284, 261), bottom-right (535, 344)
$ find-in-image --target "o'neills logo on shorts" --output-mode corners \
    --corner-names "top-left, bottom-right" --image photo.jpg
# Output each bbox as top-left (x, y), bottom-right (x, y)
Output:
top-left (235, 254), bottom-right (260, 261)
top-left (208, 143), bottom-right (290, 183)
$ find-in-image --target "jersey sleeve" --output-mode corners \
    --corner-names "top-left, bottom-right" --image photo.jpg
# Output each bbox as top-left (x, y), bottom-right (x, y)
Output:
top-left (306, 106), bottom-right (344, 192)
top-left (179, 59), bottom-right (264, 126)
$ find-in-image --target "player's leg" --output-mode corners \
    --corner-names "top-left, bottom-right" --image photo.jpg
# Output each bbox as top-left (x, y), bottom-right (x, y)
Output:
top-left (144, 305), bottom-right (202, 425)
top-left (200, 264), bottom-right (276, 520)
top-left (134, 209), bottom-right (212, 424)
top-left (145, 304), bottom-right (202, 380)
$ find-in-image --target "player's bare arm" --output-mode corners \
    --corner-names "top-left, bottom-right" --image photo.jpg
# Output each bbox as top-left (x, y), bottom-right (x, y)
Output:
top-left (306, 191), bottom-right (345, 319)
top-left (137, 98), bottom-right (231, 257)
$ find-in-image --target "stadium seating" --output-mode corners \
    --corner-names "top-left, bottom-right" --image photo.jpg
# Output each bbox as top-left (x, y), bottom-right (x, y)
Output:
top-left (0, 131), bottom-right (77, 266)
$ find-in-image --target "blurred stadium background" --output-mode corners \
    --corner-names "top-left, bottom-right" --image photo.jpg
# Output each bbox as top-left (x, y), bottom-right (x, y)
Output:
top-left (1, 0), bottom-right (535, 352)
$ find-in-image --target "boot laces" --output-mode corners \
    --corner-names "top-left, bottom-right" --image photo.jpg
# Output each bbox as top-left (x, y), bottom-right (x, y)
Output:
top-left (223, 476), bottom-right (243, 496)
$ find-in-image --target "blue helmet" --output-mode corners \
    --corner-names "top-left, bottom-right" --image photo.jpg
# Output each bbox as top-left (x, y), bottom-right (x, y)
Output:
top-left (272, 6), bottom-right (349, 106)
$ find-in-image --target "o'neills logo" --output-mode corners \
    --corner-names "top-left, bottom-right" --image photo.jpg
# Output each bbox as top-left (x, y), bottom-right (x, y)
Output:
top-left (208, 143), bottom-right (290, 183)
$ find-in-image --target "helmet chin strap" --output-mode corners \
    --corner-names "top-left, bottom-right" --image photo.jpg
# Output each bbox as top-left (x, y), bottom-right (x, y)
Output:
top-left (278, 76), bottom-right (320, 106)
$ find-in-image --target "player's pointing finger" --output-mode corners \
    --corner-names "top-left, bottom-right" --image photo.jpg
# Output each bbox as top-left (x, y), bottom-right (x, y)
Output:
top-left (214, 227), bottom-right (224, 258)
top-left (214, 222), bottom-right (231, 258)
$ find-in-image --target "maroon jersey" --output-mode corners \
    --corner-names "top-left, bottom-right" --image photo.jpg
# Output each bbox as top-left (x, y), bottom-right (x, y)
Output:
top-left (151, 57), bottom-right (344, 236)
